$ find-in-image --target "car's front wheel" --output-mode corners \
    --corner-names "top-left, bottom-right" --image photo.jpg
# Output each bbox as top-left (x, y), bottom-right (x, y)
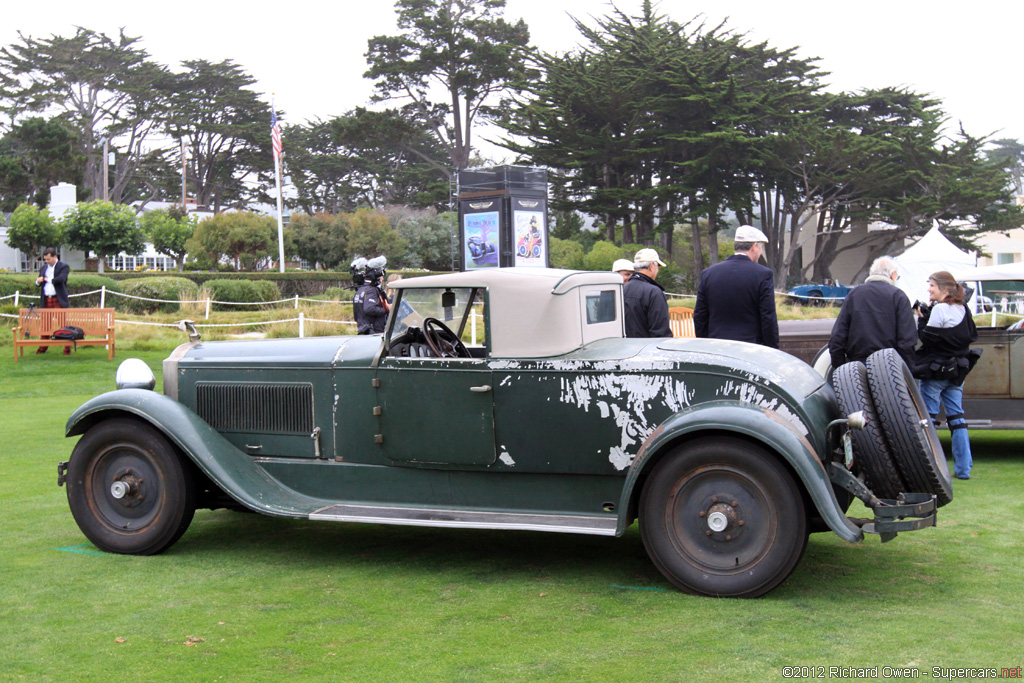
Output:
top-left (66, 417), bottom-right (196, 555)
top-left (639, 438), bottom-right (807, 598)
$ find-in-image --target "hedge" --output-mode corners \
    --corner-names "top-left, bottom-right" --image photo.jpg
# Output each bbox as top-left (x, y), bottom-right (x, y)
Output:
top-left (205, 279), bottom-right (282, 310)
top-left (104, 269), bottom-right (444, 297)
top-left (118, 277), bottom-right (200, 314)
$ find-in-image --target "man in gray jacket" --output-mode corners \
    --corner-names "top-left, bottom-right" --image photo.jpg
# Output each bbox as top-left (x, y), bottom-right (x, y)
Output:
top-left (828, 255), bottom-right (917, 368)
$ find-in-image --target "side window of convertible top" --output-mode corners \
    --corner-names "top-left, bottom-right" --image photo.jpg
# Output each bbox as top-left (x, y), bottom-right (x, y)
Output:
top-left (585, 290), bottom-right (616, 324)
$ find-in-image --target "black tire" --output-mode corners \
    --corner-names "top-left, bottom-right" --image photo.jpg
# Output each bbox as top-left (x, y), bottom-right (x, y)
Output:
top-left (808, 290), bottom-right (824, 306)
top-left (831, 361), bottom-right (905, 500)
top-left (66, 417), bottom-right (196, 554)
top-left (639, 438), bottom-right (807, 598)
top-left (865, 348), bottom-right (953, 507)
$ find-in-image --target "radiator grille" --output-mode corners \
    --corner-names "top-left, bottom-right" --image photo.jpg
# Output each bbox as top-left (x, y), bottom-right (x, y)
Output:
top-left (196, 382), bottom-right (313, 434)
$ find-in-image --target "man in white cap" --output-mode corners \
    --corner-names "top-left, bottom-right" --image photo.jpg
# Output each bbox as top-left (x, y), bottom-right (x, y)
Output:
top-left (624, 248), bottom-right (672, 337)
top-left (693, 225), bottom-right (779, 348)
top-left (611, 258), bottom-right (634, 284)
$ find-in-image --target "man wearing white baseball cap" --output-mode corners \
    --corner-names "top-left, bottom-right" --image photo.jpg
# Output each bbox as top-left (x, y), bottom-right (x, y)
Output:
top-left (693, 225), bottom-right (779, 348)
top-left (611, 258), bottom-right (634, 284)
top-left (624, 247), bottom-right (672, 337)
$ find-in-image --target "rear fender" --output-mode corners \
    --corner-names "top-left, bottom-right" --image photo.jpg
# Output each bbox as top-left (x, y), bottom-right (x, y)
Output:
top-left (66, 389), bottom-right (325, 517)
top-left (617, 402), bottom-right (863, 542)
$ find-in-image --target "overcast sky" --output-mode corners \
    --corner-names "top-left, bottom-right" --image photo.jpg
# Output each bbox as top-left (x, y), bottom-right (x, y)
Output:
top-left (4, 0), bottom-right (1022, 157)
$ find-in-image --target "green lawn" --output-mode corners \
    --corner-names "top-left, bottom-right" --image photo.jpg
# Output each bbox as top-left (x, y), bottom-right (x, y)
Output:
top-left (1, 340), bottom-right (1022, 682)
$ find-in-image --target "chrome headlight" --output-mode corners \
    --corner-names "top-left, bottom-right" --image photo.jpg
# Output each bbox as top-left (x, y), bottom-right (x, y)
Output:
top-left (115, 358), bottom-right (156, 391)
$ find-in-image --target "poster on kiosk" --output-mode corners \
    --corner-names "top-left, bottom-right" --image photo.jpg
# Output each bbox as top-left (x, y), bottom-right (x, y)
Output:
top-left (458, 166), bottom-right (548, 271)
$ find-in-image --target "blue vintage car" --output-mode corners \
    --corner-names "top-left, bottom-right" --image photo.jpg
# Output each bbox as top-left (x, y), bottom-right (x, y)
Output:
top-left (58, 268), bottom-right (947, 598)
top-left (788, 281), bottom-right (852, 305)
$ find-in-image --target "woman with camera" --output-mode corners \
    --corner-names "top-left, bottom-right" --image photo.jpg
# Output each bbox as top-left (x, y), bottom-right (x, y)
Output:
top-left (913, 271), bottom-right (980, 480)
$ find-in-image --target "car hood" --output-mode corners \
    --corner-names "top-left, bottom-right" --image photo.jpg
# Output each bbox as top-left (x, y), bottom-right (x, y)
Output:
top-left (177, 335), bottom-right (379, 368)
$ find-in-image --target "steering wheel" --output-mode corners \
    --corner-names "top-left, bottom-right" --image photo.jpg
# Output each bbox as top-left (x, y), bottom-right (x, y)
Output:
top-left (422, 317), bottom-right (470, 358)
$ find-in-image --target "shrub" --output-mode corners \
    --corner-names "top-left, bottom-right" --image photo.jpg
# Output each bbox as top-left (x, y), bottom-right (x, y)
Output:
top-left (583, 240), bottom-right (626, 271)
top-left (324, 286), bottom-right (353, 300)
top-left (548, 237), bottom-right (585, 270)
top-left (206, 279), bottom-right (282, 310)
top-left (118, 277), bottom-right (200, 314)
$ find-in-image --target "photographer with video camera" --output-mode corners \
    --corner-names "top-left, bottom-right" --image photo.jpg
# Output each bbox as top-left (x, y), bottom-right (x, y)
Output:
top-left (351, 256), bottom-right (390, 335)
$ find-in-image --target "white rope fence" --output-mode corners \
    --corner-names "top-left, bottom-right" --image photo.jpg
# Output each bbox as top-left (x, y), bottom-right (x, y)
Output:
top-left (1, 285), bottom-right (358, 338)
top-left (0, 309), bottom-right (358, 338)
top-left (0, 286), bottom-right (351, 319)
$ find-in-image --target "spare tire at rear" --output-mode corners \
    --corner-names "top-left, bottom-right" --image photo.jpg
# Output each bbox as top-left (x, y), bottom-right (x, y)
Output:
top-left (831, 361), bottom-right (905, 500)
top-left (865, 348), bottom-right (953, 507)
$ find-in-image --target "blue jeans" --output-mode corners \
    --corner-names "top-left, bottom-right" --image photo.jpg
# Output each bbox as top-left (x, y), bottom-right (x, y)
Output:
top-left (919, 379), bottom-right (972, 479)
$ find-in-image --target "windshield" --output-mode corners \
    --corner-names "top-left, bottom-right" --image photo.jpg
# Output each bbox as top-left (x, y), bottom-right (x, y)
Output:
top-left (389, 287), bottom-right (486, 349)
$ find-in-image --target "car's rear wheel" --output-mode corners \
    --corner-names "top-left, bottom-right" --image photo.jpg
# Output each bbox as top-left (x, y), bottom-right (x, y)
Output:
top-left (831, 361), bottom-right (905, 500)
top-left (67, 417), bottom-right (196, 554)
top-left (639, 438), bottom-right (807, 598)
top-left (865, 349), bottom-right (953, 507)
top-left (807, 289), bottom-right (824, 306)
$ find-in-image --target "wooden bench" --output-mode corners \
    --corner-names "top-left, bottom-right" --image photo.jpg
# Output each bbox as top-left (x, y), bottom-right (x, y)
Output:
top-left (669, 306), bottom-right (695, 338)
top-left (12, 308), bottom-right (116, 362)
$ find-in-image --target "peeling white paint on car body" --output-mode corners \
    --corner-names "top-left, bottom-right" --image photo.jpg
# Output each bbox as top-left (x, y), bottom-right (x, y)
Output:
top-left (557, 373), bottom-right (696, 470)
top-left (498, 448), bottom-right (515, 467)
top-left (716, 379), bottom-right (809, 436)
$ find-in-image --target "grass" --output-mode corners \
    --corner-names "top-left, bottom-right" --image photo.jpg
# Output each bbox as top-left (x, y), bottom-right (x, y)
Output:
top-left (1, 336), bottom-right (1023, 681)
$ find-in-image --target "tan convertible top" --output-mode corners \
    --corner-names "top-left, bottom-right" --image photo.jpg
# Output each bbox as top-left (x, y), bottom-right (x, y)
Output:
top-left (392, 268), bottom-right (624, 357)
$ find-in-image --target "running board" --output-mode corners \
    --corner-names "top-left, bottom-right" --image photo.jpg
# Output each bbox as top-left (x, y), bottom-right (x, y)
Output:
top-left (309, 503), bottom-right (618, 536)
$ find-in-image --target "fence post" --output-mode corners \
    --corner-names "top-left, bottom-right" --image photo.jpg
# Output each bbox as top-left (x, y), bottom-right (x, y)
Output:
top-left (295, 294), bottom-right (299, 309)
top-left (206, 298), bottom-right (211, 320)
top-left (471, 310), bottom-right (477, 346)
top-left (100, 285), bottom-right (106, 308)
top-left (299, 312), bottom-right (305, 338)
top-left (14, 290), bottom-right (18, 307)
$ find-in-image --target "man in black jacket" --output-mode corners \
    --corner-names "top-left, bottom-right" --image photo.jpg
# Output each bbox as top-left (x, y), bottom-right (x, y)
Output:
top-left (34, 247), bottom-right (71, 355)
top-left (828, 256), bottom-right (917, 368)
top-left (693, 226), bottom-right (779, 348)
top-left (36, 247), bottom-right (70, 308)
top-left (624, 248), bottom-right (671, 338)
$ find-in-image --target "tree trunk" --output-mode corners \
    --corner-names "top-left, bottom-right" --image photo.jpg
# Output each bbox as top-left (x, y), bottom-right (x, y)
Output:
top-left (622, 221), bottom-right (634, 245)
top-left (707, 213), bottom-right (719, 266)
top-left (691, 208), bottom-right (703, 276)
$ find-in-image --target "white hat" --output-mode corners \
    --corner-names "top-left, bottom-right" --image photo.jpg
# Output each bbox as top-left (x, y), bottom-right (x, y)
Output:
top-left (612, 259), bottom-right (634, 273)
top-left (734, 225), bottom-right (769, 243)
top-left (633, 248), bottom-right (666, 267)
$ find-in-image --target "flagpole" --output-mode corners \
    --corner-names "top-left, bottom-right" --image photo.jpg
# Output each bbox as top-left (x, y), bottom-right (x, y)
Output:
top-left (272, 96), bottom-right (286, 273)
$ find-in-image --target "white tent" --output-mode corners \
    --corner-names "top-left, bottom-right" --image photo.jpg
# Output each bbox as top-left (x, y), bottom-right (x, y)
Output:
top-left (894, 226), bottom-right (976, 305)
top-left (951, 262), bottom-right (1024, 281)
top-left (953, 261), bottom-right (1024, 317)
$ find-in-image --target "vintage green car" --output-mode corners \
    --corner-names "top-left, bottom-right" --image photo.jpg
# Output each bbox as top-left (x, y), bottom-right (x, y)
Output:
top-left (59, 268), bottom-right (945, 598)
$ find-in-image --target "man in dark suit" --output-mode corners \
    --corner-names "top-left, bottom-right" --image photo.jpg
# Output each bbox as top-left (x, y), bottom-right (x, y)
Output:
top-left (35, 246), bottom-right (71, 354)
top-left (693, 225), bottom-right (779, 348)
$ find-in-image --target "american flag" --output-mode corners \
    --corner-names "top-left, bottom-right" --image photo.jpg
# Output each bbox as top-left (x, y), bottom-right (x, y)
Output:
top-left (271, 109), bottom-right (283, 162)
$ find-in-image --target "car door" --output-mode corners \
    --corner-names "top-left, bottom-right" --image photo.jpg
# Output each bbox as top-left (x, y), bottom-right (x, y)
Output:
top-left (374, 357), bottom-right (496, 466)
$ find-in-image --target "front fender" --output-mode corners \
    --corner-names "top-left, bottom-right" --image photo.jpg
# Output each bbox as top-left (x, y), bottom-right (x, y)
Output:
top-left (66, 389), bottom-right (328, 517)
top-left (617, 401), bottom-right (863, 542)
